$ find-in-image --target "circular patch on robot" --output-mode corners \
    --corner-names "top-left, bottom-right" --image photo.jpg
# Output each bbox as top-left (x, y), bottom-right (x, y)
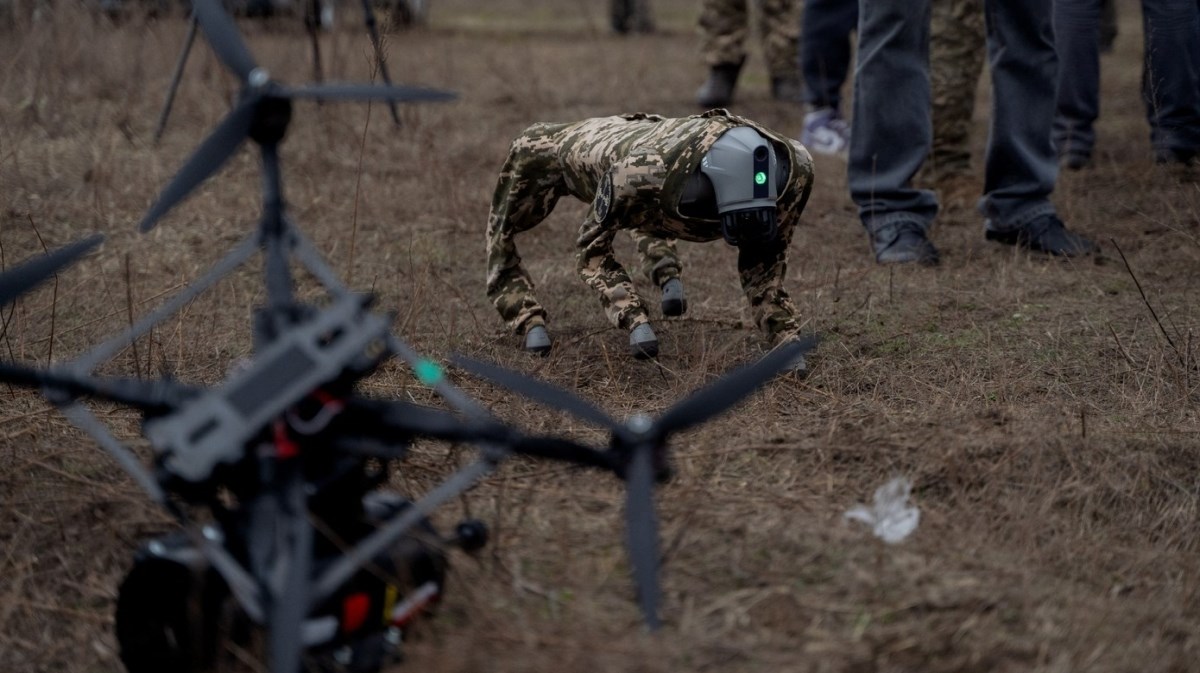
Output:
top-left (594, 172), bottom-right (614, 223)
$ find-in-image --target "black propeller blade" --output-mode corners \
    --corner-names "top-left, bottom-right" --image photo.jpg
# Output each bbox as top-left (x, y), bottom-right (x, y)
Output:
top-left (191, 0), bottom-right (259, 83)
top-left (0, 234), bottom-right (103, 306)
top-left (451, 355), bottom-right (627, 436)
top-left (625, 443), bottom-right (661, 629)
top-left (654, 336), bottom-right (817, 437)
top-left (283, 83), bottom-right (458, 104)
top-left (139, 99), bottom-right (257, 233)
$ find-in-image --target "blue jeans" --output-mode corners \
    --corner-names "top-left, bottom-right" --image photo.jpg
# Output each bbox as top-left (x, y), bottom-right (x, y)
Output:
top-left (848, 0), bottom-right (1060, 234)
top-left (801, 0), bottom-right (858, 110)
top-left (1055, 0), bottom-right (1200, 158)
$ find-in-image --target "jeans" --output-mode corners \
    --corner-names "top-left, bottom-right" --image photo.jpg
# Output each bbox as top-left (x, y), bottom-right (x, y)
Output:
top-left (801, 0), bottom-right (858, 110)
top-left (1055, 0), bottom-right (1200, 158)
top-left (848, 0), bottom-right (1060, 233)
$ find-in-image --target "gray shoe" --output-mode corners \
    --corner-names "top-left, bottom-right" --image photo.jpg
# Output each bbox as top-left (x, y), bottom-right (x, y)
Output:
top-left (629, 323), bottom-right (659, 359)
top-left (524, 325), bottom-right (552, 356)
top-left (695, 62), bottom-right (742, 108)
top-left (661, 278), bottom-right (688, 317)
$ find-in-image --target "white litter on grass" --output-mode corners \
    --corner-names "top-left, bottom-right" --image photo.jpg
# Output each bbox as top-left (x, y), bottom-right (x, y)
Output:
top-left (844, 477), bottom-right (920, 544)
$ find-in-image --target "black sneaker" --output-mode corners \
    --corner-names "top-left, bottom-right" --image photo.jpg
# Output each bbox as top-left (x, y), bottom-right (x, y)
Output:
top-left (1154, 147), bottom-right (1197, 167)
top-left (985, 214), bottom-right (1097, 257)
top-left (870, 221), bottom-right (940, 266)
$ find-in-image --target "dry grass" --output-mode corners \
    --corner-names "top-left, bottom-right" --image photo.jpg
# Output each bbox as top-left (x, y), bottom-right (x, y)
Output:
top-left (2, 0), bottom-right (1199, 671)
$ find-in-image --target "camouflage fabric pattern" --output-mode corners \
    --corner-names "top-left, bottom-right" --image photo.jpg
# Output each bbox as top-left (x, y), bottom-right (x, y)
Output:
top-left (698, 0), bottom-right (802, 76)
top-left (929, 0), bottom-right (985, 183)
top-left (486, 110), bottom-right (814, 343)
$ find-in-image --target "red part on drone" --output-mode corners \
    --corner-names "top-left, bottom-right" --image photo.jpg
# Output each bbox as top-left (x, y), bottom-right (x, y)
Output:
top-left (273, 420), bottom-right (299, 459)
top-left (341, 592), bottom-right (371, 634)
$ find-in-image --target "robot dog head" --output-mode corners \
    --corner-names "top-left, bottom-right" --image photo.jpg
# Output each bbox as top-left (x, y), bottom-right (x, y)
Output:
top-left (700, 127), bottom-right (780, 247)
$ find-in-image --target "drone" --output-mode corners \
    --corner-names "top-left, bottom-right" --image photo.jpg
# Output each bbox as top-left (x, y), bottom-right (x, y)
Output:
top-left (0, 1), bottom-right (816, 671)
top-left (154, 0), bottom-right (416, 141)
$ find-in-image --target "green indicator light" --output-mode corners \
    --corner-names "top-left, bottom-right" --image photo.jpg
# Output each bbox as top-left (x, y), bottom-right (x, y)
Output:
top-left (754, 171), bottom-right (767, 185)
top-left (414, 359), bottom-right (444, 386)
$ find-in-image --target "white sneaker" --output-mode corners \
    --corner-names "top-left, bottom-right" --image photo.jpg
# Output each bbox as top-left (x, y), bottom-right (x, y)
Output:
top-left (801, 107), bottom-right (850, 157)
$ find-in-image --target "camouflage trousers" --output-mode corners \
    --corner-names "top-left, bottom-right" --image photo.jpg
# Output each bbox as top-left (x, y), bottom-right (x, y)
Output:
top-left (576, 230), bottom-right (682, 332)
top-left (487, 214), bottom-right (683, 335)
top-left (487, 201), bottom-right (798, 342)
top-left (699, 0), bottom-right (803, 76)
top-left (929, 0), bottom-right (985, 183)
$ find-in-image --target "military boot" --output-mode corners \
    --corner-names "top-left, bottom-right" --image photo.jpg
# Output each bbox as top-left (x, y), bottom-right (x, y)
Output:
top-left (770, 73), bottom-right (804, 103)
top-left (524, 325), bottom-right (552, 356)
top-left (695, 62), bottom-right (743, 108)
top-left (629, 323), bottom-right (659, 359)
top-left (611, 0), bottom-right (655, 34)
top-left (660, 278), bottom-right (687, 317)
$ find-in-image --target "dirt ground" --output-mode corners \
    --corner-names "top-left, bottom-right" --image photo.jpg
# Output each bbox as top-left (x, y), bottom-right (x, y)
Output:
top-left (1, 1), bottom-right (1198, 671)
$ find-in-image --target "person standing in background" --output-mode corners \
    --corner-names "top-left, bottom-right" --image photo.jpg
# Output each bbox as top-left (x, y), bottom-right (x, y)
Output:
top-left (1054, 0), bottom-right (1200, 169)
top-left (798, 0), bottom-right (857, 156)
top-left (848, 0), bottom-right (1097, 265)
top-left (695, 0), bottom-right (804, 107)
top-left (925, 0), bottom-right (985, 208)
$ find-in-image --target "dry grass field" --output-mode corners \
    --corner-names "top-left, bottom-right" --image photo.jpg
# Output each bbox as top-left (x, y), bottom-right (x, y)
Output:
top-left (2, 0), bottom-right (1199, 671)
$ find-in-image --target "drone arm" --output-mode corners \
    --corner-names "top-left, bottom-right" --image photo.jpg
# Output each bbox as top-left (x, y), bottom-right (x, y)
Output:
top-left (0, 362), bottom-right (196, 413)
top-left (344, 397), bottom-right (618, 471)
top-left (341, 396), bottom-right (483, 443)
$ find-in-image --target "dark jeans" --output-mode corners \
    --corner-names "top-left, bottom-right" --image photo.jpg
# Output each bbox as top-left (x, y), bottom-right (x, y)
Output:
top-left (801, 0), bottom-right (858, 110)
top-left (848, 0), bottom-right (1059, 233)
top-left (1055, 0), bottom-right (1200, 158)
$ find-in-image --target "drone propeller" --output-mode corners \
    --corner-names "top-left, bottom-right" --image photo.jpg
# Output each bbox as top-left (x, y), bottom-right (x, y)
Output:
top-left (139, 99), bottom-right (257, 233)
top-left (139, 0), bottom-right (458, 233)
top-left (654, 336), bottom-right (818, 437)
top-left (0, 234), bottom-right (104, 306)
top-left (0, 360), bottom-right (196, 413)
top-left (452, 335), bottom-right (817, 629)
top-left (282, 83), bottom-right (457, 104)
top-left (447, 356), bottom-right (628, 438)
top-left (454, 336), bottom-right (816, 447)
top-left (191, 0), bottom-right (258, 84)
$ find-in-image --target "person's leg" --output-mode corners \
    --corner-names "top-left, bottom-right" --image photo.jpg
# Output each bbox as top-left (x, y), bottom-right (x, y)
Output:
top-left (697, 0), bottom-right (749, 106)
top-left (849, 0), bottom-right (941, 263)
top-left (1099, 0), bottom-right (1118, 52)
top-left (799, 0), bottom-right (856, 155)
top-left (800, 0), bottom-right (857, 111)
top-left (979, 0), bottom-right (1059, 229)
top-left (1141, 0), bottom-right (1200, 162)
top-left (759, 0), bottom-right (805, 100)
top-left (981, 0), bottom-right (1095, 255)
top-left (928, 0), bottom-right (985, 186)
top-left (1053, 0), bottom-right (1102, 169)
